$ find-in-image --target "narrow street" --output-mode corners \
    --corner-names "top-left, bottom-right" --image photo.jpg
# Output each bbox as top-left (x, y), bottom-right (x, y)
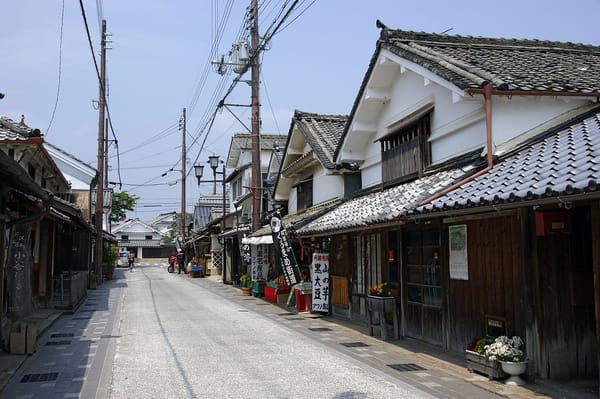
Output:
top-left (2, 263), bottom-right (502, 399)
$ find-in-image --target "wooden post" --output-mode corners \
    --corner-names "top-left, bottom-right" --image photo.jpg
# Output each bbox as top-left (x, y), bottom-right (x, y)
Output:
top-left (591, 201), bottom-right (600, 388)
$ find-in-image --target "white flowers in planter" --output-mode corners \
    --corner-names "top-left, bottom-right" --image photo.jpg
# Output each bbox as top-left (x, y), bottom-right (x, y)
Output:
top-left (484, 335), bottom-right (526, 362)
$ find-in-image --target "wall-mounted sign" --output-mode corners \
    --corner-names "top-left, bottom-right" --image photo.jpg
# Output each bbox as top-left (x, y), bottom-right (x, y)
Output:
top-left (449, 224), bottom-right (468, 280)
top-left (250, 245), bottom-right (269, 281)
top-left (312, 253), bottom-right (329, 312)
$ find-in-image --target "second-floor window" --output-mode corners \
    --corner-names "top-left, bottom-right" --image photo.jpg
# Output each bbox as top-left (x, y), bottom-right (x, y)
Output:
top-left (380, 111), bottom-right (432, 185)
top-left (145, 235), bottom-right (153, 240)
top-left (28, 163), bottom-right (36, 180)
top-left (297, 179), bottom-right (313, 211)
top-left (121, 235), bottom-right (129, 241)
top-left (232, 178), bottom-right (243, 200)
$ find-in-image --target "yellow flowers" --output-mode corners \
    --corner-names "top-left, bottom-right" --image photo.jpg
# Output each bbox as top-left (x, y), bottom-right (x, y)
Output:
top-left (369, 282), bottom-right (391, 297)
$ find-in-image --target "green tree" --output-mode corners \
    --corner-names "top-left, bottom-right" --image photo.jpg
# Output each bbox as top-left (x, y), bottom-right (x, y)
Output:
top-left (111, 191), bottom-right (139, 223)
top-left (162, 216), bottom-right (178, 244)
top-left (161, 213), bottom-right (193, 243)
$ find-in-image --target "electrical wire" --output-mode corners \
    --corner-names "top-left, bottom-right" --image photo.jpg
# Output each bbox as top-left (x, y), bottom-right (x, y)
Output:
top-left (131, 1), bottom-right (313, 205)
top-left (45, 0), bottom-right (65, 136)
top-left (78, 0), bottom-right (123, 188)
top-left (276, 0), bottom-right (317, 34)
top-left (260, 55), bottom-right (282, 135)
top-left (185, 0), bottom-right (303, 178)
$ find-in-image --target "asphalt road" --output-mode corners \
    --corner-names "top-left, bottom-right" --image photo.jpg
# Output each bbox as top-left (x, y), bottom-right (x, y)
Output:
top-left (110, 264), bottom-right (435, 398)
top-left (2, 263), bottom-right (502, 398)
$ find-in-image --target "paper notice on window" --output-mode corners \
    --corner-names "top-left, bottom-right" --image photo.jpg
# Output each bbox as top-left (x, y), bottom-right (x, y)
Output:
top-left (449, 224), bottom-right (468, 280)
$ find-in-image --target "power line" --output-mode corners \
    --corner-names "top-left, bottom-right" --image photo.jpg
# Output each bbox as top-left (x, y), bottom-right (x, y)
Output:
top-left (45, 0), bottom-right (65, 136)
top-left (77, 1), bottom-right (123, 187)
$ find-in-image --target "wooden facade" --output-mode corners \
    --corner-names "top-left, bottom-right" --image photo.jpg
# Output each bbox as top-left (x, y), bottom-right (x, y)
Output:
top-left (324, 200), bottom-right (599, 382)
top-left (443, 213), bottom-right (524, 351)
top-left (534, 205), bottom-right (597, 379)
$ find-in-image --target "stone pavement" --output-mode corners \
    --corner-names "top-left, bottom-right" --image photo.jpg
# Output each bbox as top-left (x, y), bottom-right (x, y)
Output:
top-left (0, 266), bottom-right (597, 398)
top-left (0, 271), bottom-right (125, 398)
top-left (0, 309), bottom-right (63, 392)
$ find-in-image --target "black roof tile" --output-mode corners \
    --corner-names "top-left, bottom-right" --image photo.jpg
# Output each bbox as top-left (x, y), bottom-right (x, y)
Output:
top-left (416, 107), bottom-right (600, 213)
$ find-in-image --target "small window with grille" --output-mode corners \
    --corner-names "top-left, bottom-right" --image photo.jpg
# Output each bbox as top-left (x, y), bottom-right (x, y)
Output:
top-left (380, 111), bottom-right (432, 186)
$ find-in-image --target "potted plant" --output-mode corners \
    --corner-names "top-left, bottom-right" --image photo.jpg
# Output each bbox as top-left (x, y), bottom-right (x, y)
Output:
top-left (104, 244), bottom-right (119, 280)
top-left (367, 282), bottom-right (394, 312)
top-left (484, 335), bottom-right (528, 385)
top-left (465, 337), bottom-right (506, 378)
top-left (239, 273), bottom-right (252, 296)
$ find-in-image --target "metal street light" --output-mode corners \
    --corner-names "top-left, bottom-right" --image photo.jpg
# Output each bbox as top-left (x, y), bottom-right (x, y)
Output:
top-left (194, 155), bottom-right (227, 281)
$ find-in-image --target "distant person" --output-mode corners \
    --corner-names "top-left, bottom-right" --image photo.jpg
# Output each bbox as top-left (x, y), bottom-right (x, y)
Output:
top-left (168, 254), bottom-right (176, 273)
top-left (128, 252), bottom-right (135, 272)
top-left (176, 250), bottom-right (185, 274)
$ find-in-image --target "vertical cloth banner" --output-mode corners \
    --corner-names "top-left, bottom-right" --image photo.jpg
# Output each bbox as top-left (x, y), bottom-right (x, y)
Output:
top-left (311, 253), bottom-right (329, 312)
top-left (270, 216), bottom-right (300, 286)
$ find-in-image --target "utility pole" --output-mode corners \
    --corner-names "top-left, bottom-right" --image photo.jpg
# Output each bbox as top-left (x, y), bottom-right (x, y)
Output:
top-left (250, 0), bottom-right (261, 232)
top-left (94, 19), bottom-right (107, 285)
top-left (181, 107), bottom-right (187, 239)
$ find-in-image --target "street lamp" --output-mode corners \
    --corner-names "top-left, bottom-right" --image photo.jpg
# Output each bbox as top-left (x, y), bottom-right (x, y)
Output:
top-left (194, 156), bottom-right (227, 280)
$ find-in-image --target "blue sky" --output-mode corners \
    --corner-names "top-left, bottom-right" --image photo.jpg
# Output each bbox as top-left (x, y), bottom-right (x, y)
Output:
top-left (2, 0), bottom-right (599, 220)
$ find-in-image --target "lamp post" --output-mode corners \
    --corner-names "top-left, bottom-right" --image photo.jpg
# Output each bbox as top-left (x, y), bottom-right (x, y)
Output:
top-left (194, 156), bottom-right (227, 281)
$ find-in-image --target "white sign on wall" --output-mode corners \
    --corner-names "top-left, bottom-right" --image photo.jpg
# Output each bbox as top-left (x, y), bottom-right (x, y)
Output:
top-left (449, 224), bottom-right (468, 280)
top-left (251, 244), bottom-right (269, 281)
top-left (312, 253), bottom-right (329, 312)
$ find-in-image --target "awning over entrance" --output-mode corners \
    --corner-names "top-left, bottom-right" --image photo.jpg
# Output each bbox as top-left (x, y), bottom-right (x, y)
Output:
top-left (241, 235), bottom-right (273, 245)
top-left (244, 199), bottom-right (342, 244)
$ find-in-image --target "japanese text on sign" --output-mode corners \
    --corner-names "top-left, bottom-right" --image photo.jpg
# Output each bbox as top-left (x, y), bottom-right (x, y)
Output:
top-left (312, 253), bottom-right (329, 312)
top-left (270, 216), bottom-right (300, 286)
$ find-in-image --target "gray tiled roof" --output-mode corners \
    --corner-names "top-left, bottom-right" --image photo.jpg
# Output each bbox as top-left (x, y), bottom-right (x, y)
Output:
top-left (334, 26), bottom-right (600, 161)
top-left (0, 116), bottom-right (39, 140)
top-left (118, 240), bottom-right (163, 248)
top-left (297, 166), bottom-right (474, 236)
top-left (292, 111), bottom-right (347, 169)
top-left (416, 108), bottom-right (600, 213)
top-left (381, 29), bottom-right (600, 93)
top-left (248, 199), bottom-right (341, 238)
top-left (227, 133), bottom-right (287, 169)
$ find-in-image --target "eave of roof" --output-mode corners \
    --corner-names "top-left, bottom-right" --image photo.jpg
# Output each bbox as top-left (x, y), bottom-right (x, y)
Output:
top-left (297, 166), bottom-right (474, 236)
top-left (413, 107), bottom-right (600, 215)
top-left (334, 25), bottom-right (600, 161)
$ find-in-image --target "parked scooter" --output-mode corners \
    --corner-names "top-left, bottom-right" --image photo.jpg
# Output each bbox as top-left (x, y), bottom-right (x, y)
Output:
top-left (168, 255), bottom-right (176, 273)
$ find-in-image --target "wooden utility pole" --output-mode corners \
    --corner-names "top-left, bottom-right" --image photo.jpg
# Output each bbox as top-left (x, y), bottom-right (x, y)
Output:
top-left (94, 19), bottom-right (107, 285)
top-left (181, 107), bottom-right (187, 239)
top-left (250, 0), bottom-right (261, 232)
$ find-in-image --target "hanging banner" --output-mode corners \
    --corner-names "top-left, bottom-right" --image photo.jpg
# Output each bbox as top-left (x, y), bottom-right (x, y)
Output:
top-left (250, 244), bottom-right (269, 281)
top-left (270, 216), bottom-right (300, 286)
top-left (311, 253), bottom-right (329, 312)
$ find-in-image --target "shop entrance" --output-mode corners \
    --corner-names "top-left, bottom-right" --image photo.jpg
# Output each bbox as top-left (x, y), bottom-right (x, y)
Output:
top-left (403, 226), bottom-right (443, 345)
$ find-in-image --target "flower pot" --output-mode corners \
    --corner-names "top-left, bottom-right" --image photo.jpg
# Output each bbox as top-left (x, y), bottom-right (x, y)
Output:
top-left (241, 286), bottom-right (252, 296)
top-left (500, 360), bottom-right (528, 385)
top-left (366, 296), bottom-right (395, 312)
top-left (465, 350), bottom-right (507, 379)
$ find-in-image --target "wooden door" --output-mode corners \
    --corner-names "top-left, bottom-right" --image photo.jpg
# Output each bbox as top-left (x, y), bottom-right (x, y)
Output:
top-left (403, 226), bottom-right (443, 345)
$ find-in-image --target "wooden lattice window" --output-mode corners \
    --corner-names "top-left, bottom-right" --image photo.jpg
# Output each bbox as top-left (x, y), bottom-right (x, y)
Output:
top-left (380, 111), bottom-right (432, 185)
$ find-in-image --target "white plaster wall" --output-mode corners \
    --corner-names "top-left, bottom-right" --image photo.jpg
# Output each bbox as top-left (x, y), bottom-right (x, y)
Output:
top-left (288, 189), bottom-right (298, 214)
top-left (238, 151), bottom-right (252, 166)
top-left (313, 171), bottom-right (343, 204)
top-left (356, 66), bottom-right (593, 189)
